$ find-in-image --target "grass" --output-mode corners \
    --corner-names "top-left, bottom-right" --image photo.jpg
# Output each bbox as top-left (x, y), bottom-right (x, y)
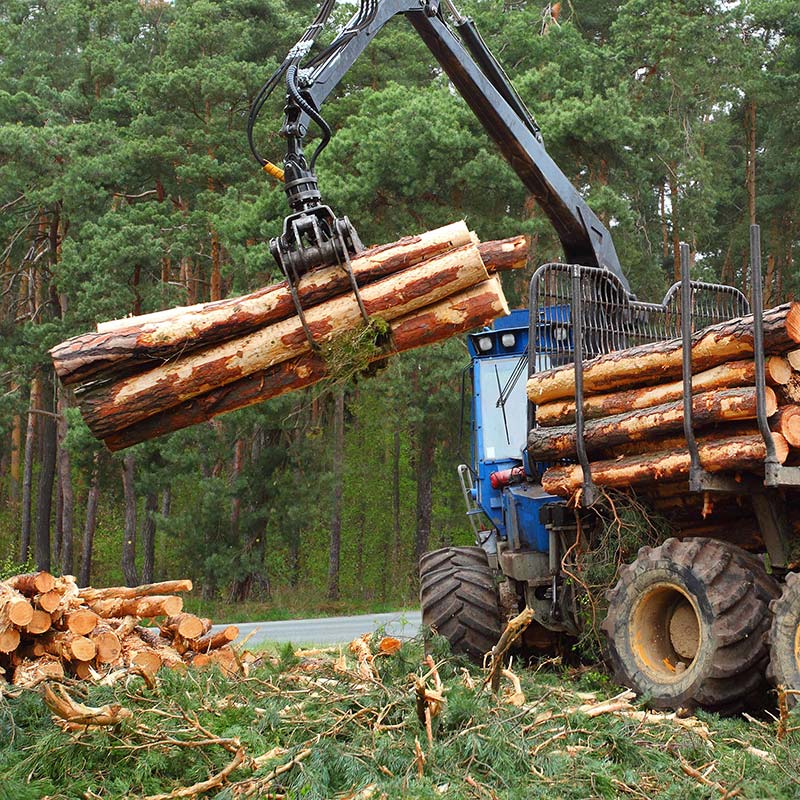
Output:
top-left (1, 635), bottom-right (798, 800)
top-left (180, 595), bottom-right (418, 624)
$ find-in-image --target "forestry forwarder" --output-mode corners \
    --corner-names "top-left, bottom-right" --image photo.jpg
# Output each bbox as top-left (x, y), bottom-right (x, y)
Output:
top-left (253, 1), bottom-right (800, 712)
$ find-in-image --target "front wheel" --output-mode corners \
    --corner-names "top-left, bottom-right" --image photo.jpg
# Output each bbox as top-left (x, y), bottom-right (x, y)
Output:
top-left (769, 572), bottom-right (800, 708)
top-left (419, 546), bottom-right (503, 663)
top-left (601, 538), bottom-right (778, 713)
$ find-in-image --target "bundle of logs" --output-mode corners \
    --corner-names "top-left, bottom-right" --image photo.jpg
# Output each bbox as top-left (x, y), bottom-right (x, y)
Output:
top-left (0, 573), bottom-right (240, 688)
top-left (527, 302), bottom-right (800, 543)
top-left (51, 222), bottom-right (525, 450)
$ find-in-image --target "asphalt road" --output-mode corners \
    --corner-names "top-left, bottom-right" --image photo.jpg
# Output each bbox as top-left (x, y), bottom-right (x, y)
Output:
top-left (217, 610), bottom-right (423, 647)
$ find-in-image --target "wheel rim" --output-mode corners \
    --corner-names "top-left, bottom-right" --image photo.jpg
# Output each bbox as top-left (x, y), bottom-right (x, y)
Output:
top-left (795, 619), bottom-right (800, 674)
top-left (631, 583), bottom-right (702, 682)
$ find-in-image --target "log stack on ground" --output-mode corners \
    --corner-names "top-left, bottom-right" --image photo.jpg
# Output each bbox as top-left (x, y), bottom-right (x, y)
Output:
top-left (0, 572), bottom-right (245, 687)
top-left (51, 222), bottom-right (523, 450)
top-left (526, 303), bottom-right (800, 518)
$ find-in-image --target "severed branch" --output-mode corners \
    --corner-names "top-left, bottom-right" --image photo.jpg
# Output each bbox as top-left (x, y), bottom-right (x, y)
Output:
top-left (142, 747), bottom-right (245, 800)
top-left (42, 683), bottom-right (133, 728)
top-left (483, 607), bottom-right (534, 694)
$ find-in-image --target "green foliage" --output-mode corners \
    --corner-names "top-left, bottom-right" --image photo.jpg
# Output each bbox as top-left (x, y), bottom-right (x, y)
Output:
top-left (1, 0), bottom-right (800, 611)
top-left (572, 493), bottom-right (675, 661)
top-left (1, 640), bottom-right (799, 799)
top-left (0, 553), bottom-right (36, 582)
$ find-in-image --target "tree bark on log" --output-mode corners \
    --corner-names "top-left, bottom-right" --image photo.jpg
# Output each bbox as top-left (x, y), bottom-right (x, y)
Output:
top-left (78, 579), bottom-right (193, 602)
top-left (187, 625), bottom-right (238, 653)
top-left (602, 424), bottom-right (759, 459)
top-left (79, 243), bottom-right (490, 439)
top-left (475, 235), bottom-right (528, 272)
top-left (541, 433), bottom-right (789, 497)
top-left (85, 594), bottom-right (183, 619)
top-left (527, 303), bottom-right (800, 404)
top-left (6, 571), bottom-right (56, 596)
top-left (35, 630), bottom-right (97, 662)
top-left (102, 278), bottom-right (509, 450)
top-left (52, 223), bottom-right (500, 385)
top-left (534, 360), bottom-right (772, 426)
top-left (527, 387), bottom-right (775, 460)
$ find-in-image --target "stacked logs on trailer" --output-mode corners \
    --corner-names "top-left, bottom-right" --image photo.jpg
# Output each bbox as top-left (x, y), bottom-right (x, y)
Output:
top-left (527, 303), bottom-right (800, 549)
top-left (0, 573), bottom-right (242, 688)
top-left (50, 222), bottom-right (525, 450)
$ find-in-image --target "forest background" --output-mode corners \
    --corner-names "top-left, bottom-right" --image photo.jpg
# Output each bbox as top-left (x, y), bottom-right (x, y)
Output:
top-left (0, 0), bottom-right (798, 616)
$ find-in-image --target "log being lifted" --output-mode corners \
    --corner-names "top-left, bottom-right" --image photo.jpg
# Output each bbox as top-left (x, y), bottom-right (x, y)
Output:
top-left (79, 242), bottom-right (491, 439)
top-left (527, 386), bottom-right (776, 460)
top-left (103, 277), bottom-right (509, 450)
top-left (534, 358), bottom-right (787, 427)
top-left (541, 433), bottom-right (789, 497)
top-left (52, 224), bottom-right (524, 386)
top-left (527, 302), bottom-right (800, 405)
top-left (52, 222), bottom-right (472, 384)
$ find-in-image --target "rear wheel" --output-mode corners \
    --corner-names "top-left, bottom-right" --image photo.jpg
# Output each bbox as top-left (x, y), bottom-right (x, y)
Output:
top-left (601, 538), bottom-right (778, 713)
top-left (769, 572), bottom-right (800, 708)
top-left (419, 546), bottom-right (502, 663)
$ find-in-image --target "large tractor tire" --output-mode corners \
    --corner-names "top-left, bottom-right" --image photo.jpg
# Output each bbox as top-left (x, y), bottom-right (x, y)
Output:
top-left (601, 538), bottom-right (779, 713)
top-left (419, 546), bottom-right (503, 663)
top-left (769, 572), bottom-right (800, 708)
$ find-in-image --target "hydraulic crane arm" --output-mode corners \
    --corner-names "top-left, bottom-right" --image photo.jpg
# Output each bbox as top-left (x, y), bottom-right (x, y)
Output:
top-left (255, 0), bottom-right (627, 292)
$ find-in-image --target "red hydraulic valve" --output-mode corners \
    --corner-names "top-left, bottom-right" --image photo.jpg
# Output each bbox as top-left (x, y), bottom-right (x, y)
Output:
top-left (490, 466), bottom-right (526, 490)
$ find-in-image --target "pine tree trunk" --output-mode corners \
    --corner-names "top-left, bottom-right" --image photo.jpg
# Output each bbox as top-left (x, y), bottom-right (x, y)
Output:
top-left (414, 426), bottom-right (436, 565)
top-left (57, 390), bottom-right (75, 575)
top-left (9, 386), bottom-right (21, 506)
top-left (744, 97), bottom-right (757, 226)
top-left (669, 165), bottom-right (681, 283)
top-left (327, 391), bottom-right (344, 602)
top-left (19, 378), bottom-right (39, 562)
top-left (121, 454), bottom-right (138, 586)
top-left (385, 429), bottom-right (402, 601)
top-left (79, 456), bottom-right (100, 587)
top-left (229, 439), bottom-right (244, 541)
top-left (34, 377), bottom-right (57, 572)
top-left (140, 490), bottom-right (158, 584)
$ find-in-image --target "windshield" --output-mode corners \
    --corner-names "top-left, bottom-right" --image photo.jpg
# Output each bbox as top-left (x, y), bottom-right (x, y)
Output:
top-left (476, 356), bottom-right (528, 461)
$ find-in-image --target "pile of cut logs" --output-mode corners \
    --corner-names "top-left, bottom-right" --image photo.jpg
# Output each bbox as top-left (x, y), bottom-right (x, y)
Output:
top-left (51, 222), bottom-right (524, 450)
top-left (0, 573), bottom-right (240, 687)
top-left (527, 303), bottom-right (800, 529)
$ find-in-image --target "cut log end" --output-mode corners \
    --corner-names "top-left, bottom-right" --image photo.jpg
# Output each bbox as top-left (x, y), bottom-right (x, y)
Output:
top-left (25, 609), bottom-right (53, 635)
top-left (0, 628), bottom-right (21, 653)
top-left (70, 636), bottom-right (97, 662)
top-left (65, 609), bottom-right (100, 635)
top-left (7, 597), bottom-right (34, 627)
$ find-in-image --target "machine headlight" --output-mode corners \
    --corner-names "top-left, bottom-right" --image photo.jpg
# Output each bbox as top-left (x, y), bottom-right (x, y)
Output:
top-left (478, 336), bottom-right (493, 352)
top-left (552, 325), bottom-right (569, 343)
top-left (501, 333), bottom-right (516, 348)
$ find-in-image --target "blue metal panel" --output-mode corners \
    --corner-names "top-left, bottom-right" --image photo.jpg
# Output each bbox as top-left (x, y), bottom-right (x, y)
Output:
top-left (467, 307), bottom-right (559, 550)
top-left (504, 483), bottom-right (554, 553)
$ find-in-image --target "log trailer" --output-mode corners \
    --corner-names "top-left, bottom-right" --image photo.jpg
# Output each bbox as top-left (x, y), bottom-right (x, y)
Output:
top-left (256, 1), bottom-right (800, 712)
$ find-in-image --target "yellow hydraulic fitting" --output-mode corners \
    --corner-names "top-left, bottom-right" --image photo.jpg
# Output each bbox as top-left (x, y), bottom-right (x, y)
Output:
top-left (262, 160), bottom-right (285, 182)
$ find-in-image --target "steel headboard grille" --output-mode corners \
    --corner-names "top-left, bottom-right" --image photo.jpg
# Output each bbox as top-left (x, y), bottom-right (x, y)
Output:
top-left (527, 264), bottom-right (750, 380)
